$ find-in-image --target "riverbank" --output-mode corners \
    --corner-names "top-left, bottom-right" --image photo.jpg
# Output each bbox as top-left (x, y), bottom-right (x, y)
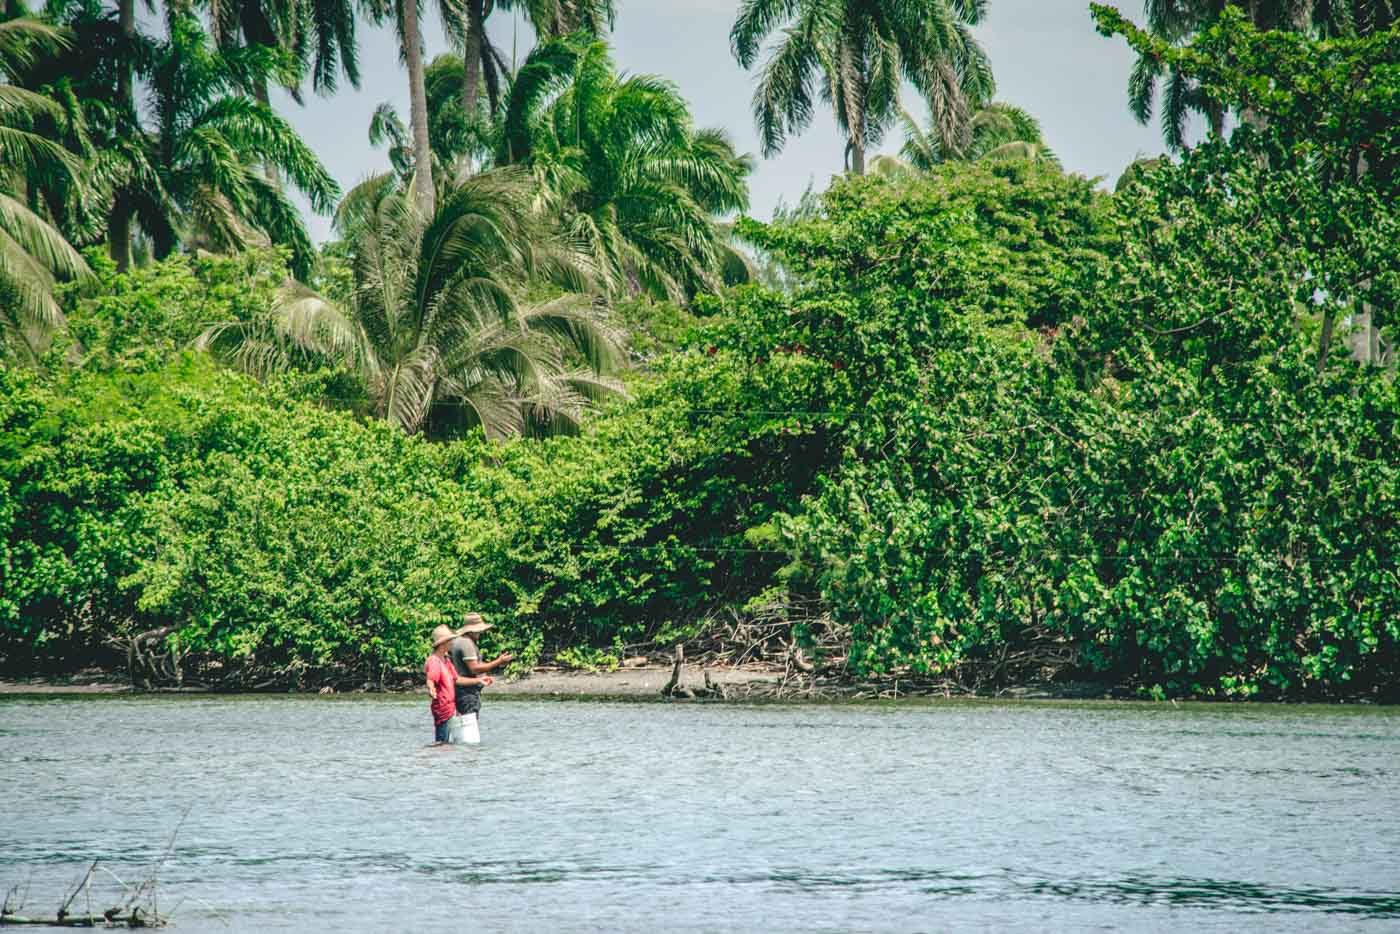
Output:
top-left (0, 664), bottom-right (788, 698)
top-left (0, 665), bottom-right (1136, 701)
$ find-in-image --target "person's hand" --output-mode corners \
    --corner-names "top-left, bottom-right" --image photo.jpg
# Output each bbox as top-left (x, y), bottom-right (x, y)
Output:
top-left (481, 675), bottom-right (495, 688)
top-left (497, 652), bottom-right (515, 665)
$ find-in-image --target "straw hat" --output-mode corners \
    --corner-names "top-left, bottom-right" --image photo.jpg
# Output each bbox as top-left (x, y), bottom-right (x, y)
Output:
top-left (430, 624), bottom-right (462, 648)
top-left (459, 612), bottom-right (492, 635)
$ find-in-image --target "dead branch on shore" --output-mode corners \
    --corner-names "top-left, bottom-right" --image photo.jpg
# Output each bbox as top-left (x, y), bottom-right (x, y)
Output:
top-left (659, 645), bottom-right (726, 700)
top-left (1, 809), bottom-right (196, 929)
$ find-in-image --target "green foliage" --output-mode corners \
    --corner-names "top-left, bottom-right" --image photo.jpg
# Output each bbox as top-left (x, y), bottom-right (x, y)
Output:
top-left (203, 169), bottom-right (623, 438)
top-left (496, 36), bottom-right (753, 302)
top-left (0, 18), bottom-right (92, 362)
top-left (0, 335), bottom-right (808, 680)
top-left (717, 22), bottom-right (1400, 697)
top-left (61, 249), bottom-right (287, 370)
top-left (729, 0), bottom-right (993, 172)
top-left (607, 295), bottom-right (698, 362)
top-left (5, 9), bottom-right (1399, 702)
top-left (13, 4), bottom-right (337, 278)
top-left (554, 644), bottom-right (621, 671)
top-left (891, 102), bottom-right (1059, 171)
top-left (0, 358), bottom-right (480, 675)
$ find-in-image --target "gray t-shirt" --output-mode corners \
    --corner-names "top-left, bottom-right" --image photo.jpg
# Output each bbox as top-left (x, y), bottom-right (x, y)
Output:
top-left (449, 636), bottom-right (481, 713)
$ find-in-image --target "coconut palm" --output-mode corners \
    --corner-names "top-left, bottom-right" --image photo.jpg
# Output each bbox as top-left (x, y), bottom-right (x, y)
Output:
top-left (198, 167), bottom-right (625, 438)
top-left (730, 0), bottom-right (994, 175)
top-left (139, 13), bottom-right (338, 278)
top-left (1315, 0), bottom-right (1397, 36)
top-left (367, 53), bottom-right (493, 186)
top-left (22, 0), bottom-right (154, 261)
top-left (0, 17), bottom-right (91, 360)
top-left (497, 36), bottom-right (753, 302)
top-left (17, 0), bottom-right (158, 267)
top-left (1126, 0), bottom-right (1230, 150)
top-left (206, 0), bottom-right (362, 98)
top-left (454, 0), bottom-right (615, 122)
top-left (895, 101), bottom-right (1057, 169)
top-left (18, 4), bottom-right (335, 273)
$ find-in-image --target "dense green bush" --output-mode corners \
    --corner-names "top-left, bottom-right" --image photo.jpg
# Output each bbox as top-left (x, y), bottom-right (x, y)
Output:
top-left (0, 342), bottom-right (815, 683)
top-left (725, 16), bottom-right (1400, 697)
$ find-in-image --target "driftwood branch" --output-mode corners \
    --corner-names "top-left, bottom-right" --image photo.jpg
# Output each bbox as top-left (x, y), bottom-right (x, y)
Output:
top-left (0, 906), bottom-right (158, 927)
top-left (660, 646), bottom-right (690, 699)
top-left (659, 645), bottom-right (726, 700)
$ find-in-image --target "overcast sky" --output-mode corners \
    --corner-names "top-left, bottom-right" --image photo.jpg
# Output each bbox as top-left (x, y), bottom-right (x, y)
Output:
top-left (269, 0), bottom-right (1170, 243)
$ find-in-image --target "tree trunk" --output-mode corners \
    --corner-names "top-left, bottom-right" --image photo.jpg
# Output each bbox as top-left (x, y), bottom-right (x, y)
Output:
top-left (109, 0), bottom-right (137, 269)
top-left (1349, 307), bottom-right (1377, 364)
top-left (1347, 149), bottom-right (1379, 366)
top-left (461, 0), bottom-right (485, 119)
top-left (253, 79), bottom-right (282, 188)
top-left (838, 36), bottom-right (866, 175)
top-left (1288, 0), bottom-right (1313, 32)
top-left (402, 0), bottom-right (436, 215)
top-left (108, 198), bottom-right (133, 272)
top-left (849, 135), bottom-right (865, 175)
top-left (118, 0), bottom-right (135, 106)
top-left (1207, 101), bottom-right (1225, 138)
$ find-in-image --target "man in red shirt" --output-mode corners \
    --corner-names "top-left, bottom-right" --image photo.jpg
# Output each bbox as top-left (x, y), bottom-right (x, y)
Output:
top-left (425, 624), bottom-right (493, 744)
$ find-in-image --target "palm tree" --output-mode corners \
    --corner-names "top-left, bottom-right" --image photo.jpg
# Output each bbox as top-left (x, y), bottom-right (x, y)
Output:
top-left (0, 17), bottom-right (91, 359)
top-left (133, 13), bottom-right (338, 278)
top-left (1315, 0), bottom-right (1397, 36)
top-left (206, 0), bottom-right (362, 98)
top-left (367, 53), bottom-right (493, 185)
top-left (21, 2), bottom-right (334, 273)
top-left (730, 0), bottom-right (994, 175)
top-left (455, 0), bottom-right (615, 123)
top-left (1126, 0), bottom-right (1229, 150)
top-left (198, 168), bottom-right (625, 438)
top-left (890, 101), bottom-right (1057, 171)
top-left (20, 0), bottom-right (153, 268)
top-left (498, 36), bottom-right (753, 302)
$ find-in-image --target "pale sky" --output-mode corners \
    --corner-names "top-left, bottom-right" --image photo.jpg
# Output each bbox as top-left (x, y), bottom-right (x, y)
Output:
top-left (268, 0), bottom-right (1170, 243)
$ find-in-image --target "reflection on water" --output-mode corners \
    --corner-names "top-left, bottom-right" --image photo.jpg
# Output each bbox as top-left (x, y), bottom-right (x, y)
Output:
top-left (2, 697), bottom-right (1398, 932)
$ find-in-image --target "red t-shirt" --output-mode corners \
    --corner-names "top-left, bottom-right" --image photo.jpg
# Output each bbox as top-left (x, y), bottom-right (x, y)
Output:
top-left (424, 654), bottom-right (457, 725)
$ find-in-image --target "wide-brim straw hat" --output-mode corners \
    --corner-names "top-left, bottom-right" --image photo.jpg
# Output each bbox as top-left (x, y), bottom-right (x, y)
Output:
top-left (430, 624), bottom-right (463, 647)
top-left (460, 613), bottom-right (492, 635)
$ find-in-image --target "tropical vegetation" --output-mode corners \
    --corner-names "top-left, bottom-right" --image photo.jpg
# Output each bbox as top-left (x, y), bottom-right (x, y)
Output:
top-left (729, 0), bottom-right (994, 174)
top-left (2, 0), bottom-right (1399, 702)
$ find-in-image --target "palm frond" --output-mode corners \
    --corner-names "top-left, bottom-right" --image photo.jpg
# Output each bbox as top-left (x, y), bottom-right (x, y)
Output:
top-left (0, 191), bottom-right (90, 358)
top-left (516, 292), bottom-right (624, 375)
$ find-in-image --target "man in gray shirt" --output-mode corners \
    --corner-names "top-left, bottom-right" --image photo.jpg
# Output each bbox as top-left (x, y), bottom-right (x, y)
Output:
top-left (448, 613), bottom-right (514, 744)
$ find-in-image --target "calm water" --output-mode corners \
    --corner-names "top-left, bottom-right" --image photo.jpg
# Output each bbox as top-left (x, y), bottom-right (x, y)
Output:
top-left (3, 696), bottom-right (1399, 932)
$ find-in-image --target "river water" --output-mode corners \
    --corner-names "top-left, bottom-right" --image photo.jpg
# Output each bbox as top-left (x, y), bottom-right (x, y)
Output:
top-left (3, 695), bottom-right (1399, 931)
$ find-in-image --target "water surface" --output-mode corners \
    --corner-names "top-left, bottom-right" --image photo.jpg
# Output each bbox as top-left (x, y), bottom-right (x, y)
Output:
top-left (3, 696), bottom-right (1398, 931)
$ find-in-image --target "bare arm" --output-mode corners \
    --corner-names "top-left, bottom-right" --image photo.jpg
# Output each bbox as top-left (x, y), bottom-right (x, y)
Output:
top-left (466, 653), bottom-right (514, 675)
top-left (454, 674), bottom-right (493, 687)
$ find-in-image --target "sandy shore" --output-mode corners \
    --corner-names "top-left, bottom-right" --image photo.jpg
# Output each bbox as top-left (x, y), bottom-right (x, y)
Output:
top-left (0, 665), bottom-right (785, 698)
top-left (0, 679), bottom-right (133, 694)
top-left (494, 664), bottom-right (784, 696)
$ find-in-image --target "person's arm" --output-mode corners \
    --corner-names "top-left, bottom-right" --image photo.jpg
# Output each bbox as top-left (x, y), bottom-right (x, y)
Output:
top-left (465, 652), bottom-right (514, 675)
top-left (455, 674), bottom-right (494, 687)
top-left (426, 662), bottom-right (437, 700)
